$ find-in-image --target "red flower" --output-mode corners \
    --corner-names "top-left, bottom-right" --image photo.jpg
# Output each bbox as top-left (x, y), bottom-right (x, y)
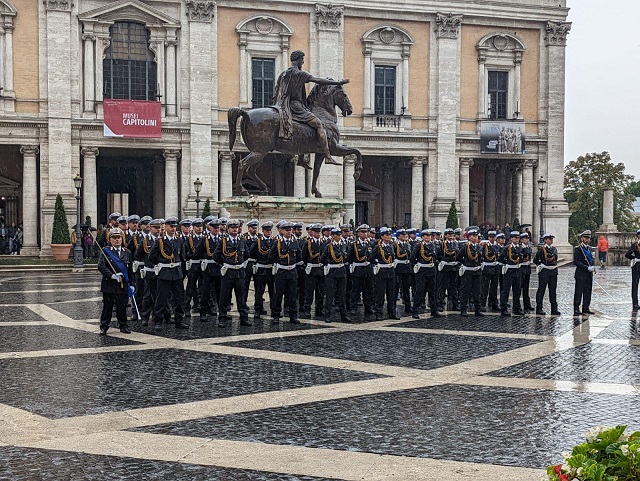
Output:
top-left (559, 475), bottom-right (569, 481)
top-left (554, 465), bottom-right (563, 475)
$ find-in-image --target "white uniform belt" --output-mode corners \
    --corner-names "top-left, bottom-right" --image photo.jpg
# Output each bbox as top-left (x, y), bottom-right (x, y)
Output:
top-left (395, 259), bottom-right (409, 264)
top-left (275, 264), bottom-right (296, 271)
top-left (247, 258), bottom-right (257, 263)
top-left (296, 261), bottom-right (304, 266)
top-left (223, 262), bottom-right (247, 270)
top-left (326, 263), bottom-right (344, 269)
top-left (255, 263), bottom-right (273, 269)
top-left (377, 263), bottom-right (394, 268)
top-left (482, 262), bottom-right (498, 266)
top-left (156, 262), bottom-right (180, 270)
top-left (306, 263), bottom-right (322, 268)
top-left (462, 266), bottom-right (482, 272)
top-left (200, 259), bottom-right (218, 271)
top-left (351, 262), bottom-right (370, 267)
top-left (440, 261), bottom-right (458, 266)
top-left (132, 261), bottom-right (144, 272)
top-left (632, 258), bottom-right (639, 267)
top-left (415, 263), bottom-right (435, 268)
top-left (504, 264), bottom-right (521, 269)
top-left (540, 264), bottom-right (558, 270)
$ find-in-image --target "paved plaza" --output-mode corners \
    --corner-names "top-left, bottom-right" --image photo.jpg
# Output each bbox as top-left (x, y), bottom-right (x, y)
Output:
top-left (0, 266), bottom-right (638, 480)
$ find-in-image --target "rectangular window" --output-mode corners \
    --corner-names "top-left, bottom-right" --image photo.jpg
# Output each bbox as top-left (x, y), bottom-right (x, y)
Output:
top-left (488, 71), bottom-right (508, 120)
top-left (374, 65), bottom-right (396, 115)
top-left (252, 58), bottom-right (275, 109)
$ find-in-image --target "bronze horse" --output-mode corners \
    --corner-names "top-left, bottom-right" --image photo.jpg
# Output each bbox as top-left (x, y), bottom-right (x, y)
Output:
top-left (228, 83), bottom-right (363, 198)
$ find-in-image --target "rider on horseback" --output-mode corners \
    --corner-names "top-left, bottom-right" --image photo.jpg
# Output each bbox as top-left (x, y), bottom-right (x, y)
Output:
top-left (272, 50), bottom-right (349, 166)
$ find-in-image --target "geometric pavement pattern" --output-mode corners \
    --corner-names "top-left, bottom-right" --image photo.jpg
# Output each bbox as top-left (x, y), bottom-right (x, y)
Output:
top-left (0, 266), bottom-right (638, 481)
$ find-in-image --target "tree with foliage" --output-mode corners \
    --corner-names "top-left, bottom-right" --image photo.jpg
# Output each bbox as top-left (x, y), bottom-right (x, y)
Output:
top-left (446, 202), bottom-right (459, 229)
top-left (85, 215), bottom-right (92, 227)
top-left (51, 193), bottom-right (71, 244)
top-left (564, 152), bottom-right (635, 238)
top-left (422, 219), bottom-right (429, 230)
top-left (202, 198), bottom-right (211, 218)
top-left (512, 217), bottom-right (520, 231)
top-left (629, 180), bottom-right (640, 198)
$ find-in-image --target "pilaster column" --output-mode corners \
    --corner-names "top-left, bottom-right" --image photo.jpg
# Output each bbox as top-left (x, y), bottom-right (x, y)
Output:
top-left (430, 12), bottom-right (463, 226)
top-left (238, 33), bottom-right (249, 107)
top-left (362, 42), bottom-right (372, 113)
top-left (163, 150), bottom-right (180, 216)
top-left (411, 156), bottom-right (426, 227)
top-left (343, 154), bottom-right (357, 223)
top-left (219, 151), bottom-right (234, 199)
top-left (402, 47), bottom-right (410, 114)
top-left (94, 36), bottom-right (109, 113)
top-left (165, 39), bottom-right (178, 117)
top-left (512, 164), bottom-right (522, 223)
top-left (485, 164), bottom-right (498, 225)
top-left (82, 33), bottom-right (95, 113)
top-left (477, 51), bottom-right (486, 117)
top-left (314, 3), bottom-right (344, 198)
top-left (294, 155), bottom-right (308, 198)
top-left (381, 163), bottom-right (394, 226)
top-left (514, 57), bottom-right (522, 118)
top-left (4, 23), bottom-right (13, 96)
top-left (20, 146), bottom-right (39, 254)
top-left (520, 160), bottom-right (537, 225)
top-left (459, 158), bottom-right (473, 228)
top-left (81, 147), bottom-right (99, 227)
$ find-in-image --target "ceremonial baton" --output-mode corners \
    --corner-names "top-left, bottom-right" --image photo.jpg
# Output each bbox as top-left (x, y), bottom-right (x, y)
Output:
top-left (592, 273), bottom-right (616, 301)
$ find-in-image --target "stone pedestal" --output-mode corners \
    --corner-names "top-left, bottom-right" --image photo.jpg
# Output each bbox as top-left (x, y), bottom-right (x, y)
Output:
top-left (599, 187), bottom-right (618, 232)
top-left (217, 196), bottom-right (351, 226)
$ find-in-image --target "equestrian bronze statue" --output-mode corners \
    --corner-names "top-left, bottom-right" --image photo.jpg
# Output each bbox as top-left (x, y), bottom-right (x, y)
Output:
top-left (228, 50), bottom-right (363, 198)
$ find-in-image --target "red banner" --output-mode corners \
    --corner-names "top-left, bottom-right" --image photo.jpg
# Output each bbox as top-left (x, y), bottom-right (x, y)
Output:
top-left (103, 99), bottom-right (162, 139)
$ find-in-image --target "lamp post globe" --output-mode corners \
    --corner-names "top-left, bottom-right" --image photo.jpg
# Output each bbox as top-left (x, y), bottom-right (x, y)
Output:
top-left (73, 174), bottom-right (84, 268)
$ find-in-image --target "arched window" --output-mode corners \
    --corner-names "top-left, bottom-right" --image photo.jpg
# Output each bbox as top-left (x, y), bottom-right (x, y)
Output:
top-left (103, 21), bottom-right (157, 101)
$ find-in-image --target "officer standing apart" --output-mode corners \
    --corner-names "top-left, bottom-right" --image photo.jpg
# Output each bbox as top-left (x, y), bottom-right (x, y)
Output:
top-left (573, 230), bottom-right (596, 316)
top-left (499, 231), bottom-right (524, 316)
top-left (149, 217), bottom-right (187, 330)
top-left (269, 221), bottom-right (301, 324)
top-left (321, 228), bottom-right (351, 323)
top-left (625, 229), bottom-right (640, 310)
top-left (457, 229), bottom-right (485, 317)
top-left (214, 219), bottom-right (251, 327)
top-left (534, 233), bottom-right (561, 316)
top-left (98, 227), bottom-right (133, 335)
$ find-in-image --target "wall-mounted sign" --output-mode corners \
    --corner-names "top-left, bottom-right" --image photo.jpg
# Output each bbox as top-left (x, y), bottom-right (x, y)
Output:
top-left (104, 99), bottom-right (162, 139)
top-left (480, 121), bottom-right (525, 154)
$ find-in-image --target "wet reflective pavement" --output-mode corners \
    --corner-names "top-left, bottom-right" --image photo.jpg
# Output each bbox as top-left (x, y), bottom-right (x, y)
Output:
top-left (0, 267), bottom-right (638, 480)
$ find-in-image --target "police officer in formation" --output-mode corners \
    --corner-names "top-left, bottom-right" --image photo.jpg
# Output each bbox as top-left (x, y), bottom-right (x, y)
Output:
top-left (625, 229), bottom-right (640, 310)
top-left (97, 209), bottom-right (572, 336)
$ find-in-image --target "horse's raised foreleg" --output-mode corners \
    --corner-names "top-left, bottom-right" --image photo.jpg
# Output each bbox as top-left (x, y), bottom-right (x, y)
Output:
top-left (330, 144), bottom-right (364, 181)
top-left (310, 153), bottom-right (324, 198)
top-left (236, 151), bottom-right (266, 196)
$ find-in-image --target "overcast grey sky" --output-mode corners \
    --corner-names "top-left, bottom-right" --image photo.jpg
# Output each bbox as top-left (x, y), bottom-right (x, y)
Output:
top-left (565, 0), bottom-right (640, 178)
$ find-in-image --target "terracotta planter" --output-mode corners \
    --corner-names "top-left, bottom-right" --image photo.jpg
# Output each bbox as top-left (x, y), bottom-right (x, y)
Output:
top-left (50, 243), bottom-right (72, 261)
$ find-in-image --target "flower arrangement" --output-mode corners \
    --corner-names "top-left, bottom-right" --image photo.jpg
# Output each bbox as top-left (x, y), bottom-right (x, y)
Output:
top-left (547, 425), bottom-right (640, 481)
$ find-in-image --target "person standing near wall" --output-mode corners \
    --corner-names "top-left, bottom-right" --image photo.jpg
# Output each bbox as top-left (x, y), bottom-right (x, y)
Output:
top-left (597, 235), bottom-right (609, 269)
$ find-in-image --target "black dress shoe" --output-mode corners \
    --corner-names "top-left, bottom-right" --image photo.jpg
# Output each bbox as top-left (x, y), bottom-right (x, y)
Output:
top-left (119, 326), bottom-right (131, 334)
top-left (573, 311), bottom-right (582, 317)
top-left (536, 310), bottom-right (547, 316)
top-left (99, 327), bottom-right (108, 336)
top-left (240, 320), bottom-right (253, 326)
top-left (175, 322), bottom-right (189, 329)
top-left (389, 314), bottom-right (401, 320)
top-left (513, 310), bottom-right (525, 316)
top-left (500, 311), bottom-right (510, 316)
top-left (289, 318), bottom-right (301, 324)
top-left (431, 311), bottom-right (443, 317)
top-left (551, 310), bottom-right (561, 316)
top-left (141, 319), bottom-right (149, 326)
top-left (582, 309), bottom-right (595, 315)
top-left (412, 312), bottom-right (420, 319)
top-left (374, 314), bottom-right (382, 321)
top-left (271, 317), bottom-right (280, 325)
top-left (341, 316), bottom-right (353, 323)
top-left (324, 318), bottom-right (333, 323)
top-left (217, 320), bottom-right (226, 328)
top-left (154, 324), bottom-right (163, 332)
top-left (475, 311), bottom-right (485, 317)
top-left (460, 310), bottom-right (469, 317)
top-left (200, 315), bottom-right (210, 322)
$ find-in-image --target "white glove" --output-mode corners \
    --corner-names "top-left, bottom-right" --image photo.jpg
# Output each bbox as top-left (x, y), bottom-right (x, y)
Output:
top-left (130, 286), bottom-right (135, 293)
top-left (587, 266), bottom-right (595, 272)
top-left (111, 273), bottom-right (123, 280)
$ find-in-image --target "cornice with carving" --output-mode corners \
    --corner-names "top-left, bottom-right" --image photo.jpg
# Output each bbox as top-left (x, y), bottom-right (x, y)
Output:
top-left (545, 21), bottom-right (571, 46)
top-left (185, 0), bottom-right (215, 23)
top-left (435, 13), bottom-right (462, 39)
top-left (44, 0), bottom-right (72, 11)
top-left (315, 4), bottom-right (344, 31)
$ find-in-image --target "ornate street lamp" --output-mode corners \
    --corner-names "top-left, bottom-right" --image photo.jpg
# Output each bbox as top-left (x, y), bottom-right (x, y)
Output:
top-left (194, 178), bottom-right (203, 218)
top-left (537, 176), bottom-right (546, 245)
top-left (73, 173), bottom-right (83, 268)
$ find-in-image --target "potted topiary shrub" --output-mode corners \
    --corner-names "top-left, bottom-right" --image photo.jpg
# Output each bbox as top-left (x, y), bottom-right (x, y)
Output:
top-left (50, 193), bottom-right (72, 261)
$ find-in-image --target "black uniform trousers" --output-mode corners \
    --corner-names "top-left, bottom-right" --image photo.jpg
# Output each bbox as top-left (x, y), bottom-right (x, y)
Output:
top-left (520, 271), bottom-right (533, 310)
top-left (536, 272), bottom-right (558, 311)
top-left (100, 292), bottom-right (128, 330)
top-left (573, 274), bottom-right (593, 311)
top-left (272, 274), bottom-right (298, 320)
top-left (243, 267), bottom-right (254, 305)
top-left (304, 275), bottom-right (325, 315)
top-left (481, 272), bottom-right (499, 310)
top-left (395, 272), bottom-right (412, 311)
top-left (438, 271), bottom-right (460, 310)
top-left (254, 272), bottom-right (273, 314)
top-left (140, 274), bottom-right (157, 321)
top-left (632, 265), bottom-right (640, 306)
top-left (296, 265), bottom-right (306, 311)
top-left (460, 272), bottom-right (482, 312)
top-left (155, 278), bottom-right (185, 323)
top-left (184, 269), bottom-right (202, 312)
top-left (219, 274), bottom-right (249, 322)
top-left (373, 273), bottom-right (396, 316)
top-left (351, 275), bottom-right (374, 313)
top-left (500, 268), bottom-right (522, 312)
top-left (325, 275), bottom-right (347, 321)
top-left (412, 271), bottom-right (437, 314)
top-left (200, 272), bottom-right (220, 317)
